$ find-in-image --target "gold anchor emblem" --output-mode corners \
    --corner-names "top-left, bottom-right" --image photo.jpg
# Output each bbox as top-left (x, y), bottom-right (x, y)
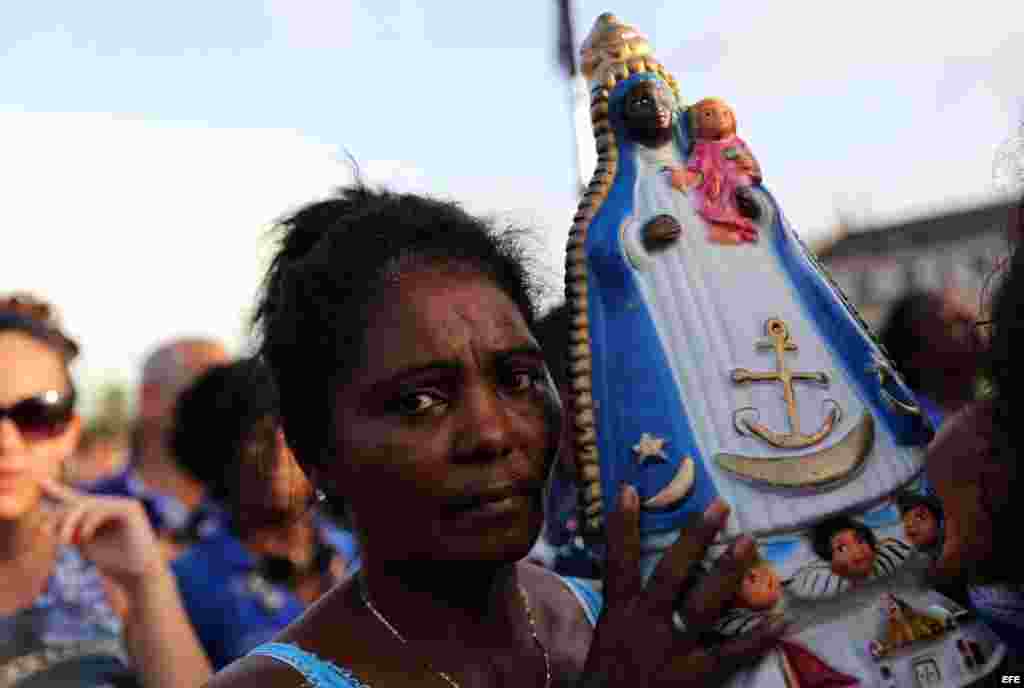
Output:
top-left (730, 319), bottom-right (839, 449)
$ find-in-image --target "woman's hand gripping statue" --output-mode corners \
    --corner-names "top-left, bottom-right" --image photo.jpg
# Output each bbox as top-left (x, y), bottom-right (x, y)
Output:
top-left (580, 487), bottom-right (786, 688)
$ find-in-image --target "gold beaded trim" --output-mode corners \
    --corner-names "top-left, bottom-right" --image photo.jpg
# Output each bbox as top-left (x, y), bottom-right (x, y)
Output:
top-left (566, 57), bottom-right (681, 536)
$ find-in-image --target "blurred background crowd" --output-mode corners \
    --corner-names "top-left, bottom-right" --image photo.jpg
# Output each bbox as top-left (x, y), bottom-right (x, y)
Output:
top-left (3, 1), bottom-right (1024, 686)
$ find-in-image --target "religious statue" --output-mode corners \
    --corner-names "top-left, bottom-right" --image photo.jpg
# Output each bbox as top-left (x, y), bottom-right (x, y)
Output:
top-left (563, 12), bottom-right (1005, 687)
top-left (567, 10), bottom-right (932, 552)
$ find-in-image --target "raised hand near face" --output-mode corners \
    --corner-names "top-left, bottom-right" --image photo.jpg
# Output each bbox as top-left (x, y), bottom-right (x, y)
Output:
top-left (580, 487), bottom-right (786, 688)
top-left (40, 477), bottom-right (164, 589)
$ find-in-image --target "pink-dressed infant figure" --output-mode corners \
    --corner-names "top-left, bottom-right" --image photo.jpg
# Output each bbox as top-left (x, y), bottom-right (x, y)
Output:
top-left (673, 97), bottom-right (762, 245)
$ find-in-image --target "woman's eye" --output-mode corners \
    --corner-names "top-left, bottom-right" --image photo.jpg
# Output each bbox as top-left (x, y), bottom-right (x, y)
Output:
top-left (504, 370), bottom-right (536, 393)
top-left (395, 392), bottom-right (446, 416)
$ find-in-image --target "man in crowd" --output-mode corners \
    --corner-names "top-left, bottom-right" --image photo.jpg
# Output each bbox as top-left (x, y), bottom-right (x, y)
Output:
top-left (85, 337), bottom-right (229, 553)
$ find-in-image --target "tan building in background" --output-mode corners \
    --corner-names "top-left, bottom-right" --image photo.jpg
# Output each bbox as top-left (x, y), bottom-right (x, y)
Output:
top-left (816, 200), bottom-right (1017, 326)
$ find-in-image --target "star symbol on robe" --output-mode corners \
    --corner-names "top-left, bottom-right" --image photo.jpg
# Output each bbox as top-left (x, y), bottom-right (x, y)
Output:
top-left (632, 433), bottom-right (668, 465)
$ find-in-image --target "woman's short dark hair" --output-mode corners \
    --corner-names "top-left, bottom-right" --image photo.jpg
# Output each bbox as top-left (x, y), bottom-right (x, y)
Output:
top-left (810, 516), bottom-right (877, 561)
top-left (987, 242), bottom-right (1024, 445)
top-left (169, 358), bottom-right (280, 502)
top-left (879, 291), bottom-right (945, 392)
top-left (253, 184), bottom-right (541, 473)
top-left (982, 231), bottom-right (1024, 553)
top-left (533, 302), bottom-right (570, 391)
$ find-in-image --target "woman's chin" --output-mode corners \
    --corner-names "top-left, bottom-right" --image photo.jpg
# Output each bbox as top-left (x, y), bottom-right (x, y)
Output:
top-left (438, 517), bottom-right (544, 565)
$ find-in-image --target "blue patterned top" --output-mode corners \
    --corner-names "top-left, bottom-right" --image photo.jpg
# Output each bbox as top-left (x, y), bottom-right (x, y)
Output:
top-left (247, 576), bottom-right (602, 687)
top-left (172, 504), bottom-right (360, 670)
top-left (0, 546), bottom-right (130, 686)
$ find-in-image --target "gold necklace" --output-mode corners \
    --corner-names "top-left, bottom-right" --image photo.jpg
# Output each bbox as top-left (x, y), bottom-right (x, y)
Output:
top-left (358, 575), bottom-right (552, 688)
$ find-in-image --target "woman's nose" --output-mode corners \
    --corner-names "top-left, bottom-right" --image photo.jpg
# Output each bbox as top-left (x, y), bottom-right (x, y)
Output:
top-left (454, 385), bottom-right (513, 463)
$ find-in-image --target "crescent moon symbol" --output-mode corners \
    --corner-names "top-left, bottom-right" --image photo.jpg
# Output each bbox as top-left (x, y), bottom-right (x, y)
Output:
top-left (715, 413), bottom-right (874, 488)
top-left (643, 456), bottom-right (696, 509)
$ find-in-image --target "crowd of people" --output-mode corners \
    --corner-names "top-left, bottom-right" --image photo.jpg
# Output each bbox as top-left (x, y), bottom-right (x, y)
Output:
top-left (0, 187), bottom-right (1020, 687)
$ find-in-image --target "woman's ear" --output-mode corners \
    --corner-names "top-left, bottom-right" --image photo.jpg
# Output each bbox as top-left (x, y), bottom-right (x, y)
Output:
top-left (56, 414), bottom-right (83, 482)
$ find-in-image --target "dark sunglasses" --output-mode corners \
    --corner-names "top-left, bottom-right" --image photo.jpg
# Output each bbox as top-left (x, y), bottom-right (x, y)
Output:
top-left (0, 390), bottom-right (75, 441)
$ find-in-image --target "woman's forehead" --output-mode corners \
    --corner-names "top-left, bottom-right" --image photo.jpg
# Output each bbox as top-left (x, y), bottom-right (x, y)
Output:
top-left (380, 271), bottom-right (524, 326)
top-left (0, 331), bottom-right (68, 400)
top-left (354, 274), bottom-right (534, 379)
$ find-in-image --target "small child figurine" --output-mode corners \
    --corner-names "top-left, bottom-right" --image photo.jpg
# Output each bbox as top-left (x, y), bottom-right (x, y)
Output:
top-left (715, 555), bottom-right (784, 636)
top-left (786, 517), bottom-right (913, 600)
top-left (897, 492), bottom-right (943, 552)
top-left (684, 97), bottom-right (762, 244)
top-left (716, 555), bottom-right (860, 688)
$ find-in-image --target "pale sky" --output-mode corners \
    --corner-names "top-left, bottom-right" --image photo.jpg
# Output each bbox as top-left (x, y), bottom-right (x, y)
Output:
top-left (2, 1), bottom-right (1022, 414)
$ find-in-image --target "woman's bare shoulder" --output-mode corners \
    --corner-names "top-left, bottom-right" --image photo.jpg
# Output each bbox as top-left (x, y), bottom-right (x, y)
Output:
top-left (205, 655), bottom-right (308, 688)
top-left (206, 581), bottom-right (366, 688)
top-left (525, 562), bottom-right (600, 608)
top-left (518, 562), bottom-right (598, 676)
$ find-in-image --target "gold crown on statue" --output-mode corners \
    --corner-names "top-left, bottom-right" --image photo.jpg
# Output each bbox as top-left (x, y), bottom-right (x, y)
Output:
top-left (580, 12), bottom-right (679, 104)
top-left (580, 13), bottom-right (654, 86)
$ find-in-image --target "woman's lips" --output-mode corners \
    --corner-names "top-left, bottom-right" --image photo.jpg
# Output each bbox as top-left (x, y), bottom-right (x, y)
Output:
top-left (443, 480), bottom-right (544, 521)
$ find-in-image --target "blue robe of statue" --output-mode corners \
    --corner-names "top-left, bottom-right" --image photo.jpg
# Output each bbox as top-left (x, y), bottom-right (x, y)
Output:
top-left (584, 72), bottom-right (934, 541)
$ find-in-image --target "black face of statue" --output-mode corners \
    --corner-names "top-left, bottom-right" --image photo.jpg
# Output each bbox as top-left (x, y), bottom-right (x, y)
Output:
top-left (623, 80), bottom-right (675, 148)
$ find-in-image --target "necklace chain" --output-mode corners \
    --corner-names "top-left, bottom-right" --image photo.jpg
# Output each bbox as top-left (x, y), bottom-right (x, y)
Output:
top-left (358, 576), bottom-right (551, 688)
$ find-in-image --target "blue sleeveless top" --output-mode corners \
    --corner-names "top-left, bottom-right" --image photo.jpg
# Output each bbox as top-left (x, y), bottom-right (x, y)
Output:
top-left (247, 576), bottom-right (603, 688)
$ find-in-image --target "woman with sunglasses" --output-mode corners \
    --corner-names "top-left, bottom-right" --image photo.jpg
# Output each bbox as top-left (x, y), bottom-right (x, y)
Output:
top-left (0, 295), bottom-right (211, 687)
top-left (207, 186), bottom-right (784, 688)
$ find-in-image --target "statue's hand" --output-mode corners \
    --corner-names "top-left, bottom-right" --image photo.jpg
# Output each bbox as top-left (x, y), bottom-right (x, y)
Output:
top-left (735, 153), bottom-right (762, 180)
top-left (735, 187), bottom-right (762, 221)
top-left (579, 489), bottom-right (785, 688)
top-left (642, 215), bottom-right (682, 251)
top-left (669, 167), bottom-right (701, 192)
